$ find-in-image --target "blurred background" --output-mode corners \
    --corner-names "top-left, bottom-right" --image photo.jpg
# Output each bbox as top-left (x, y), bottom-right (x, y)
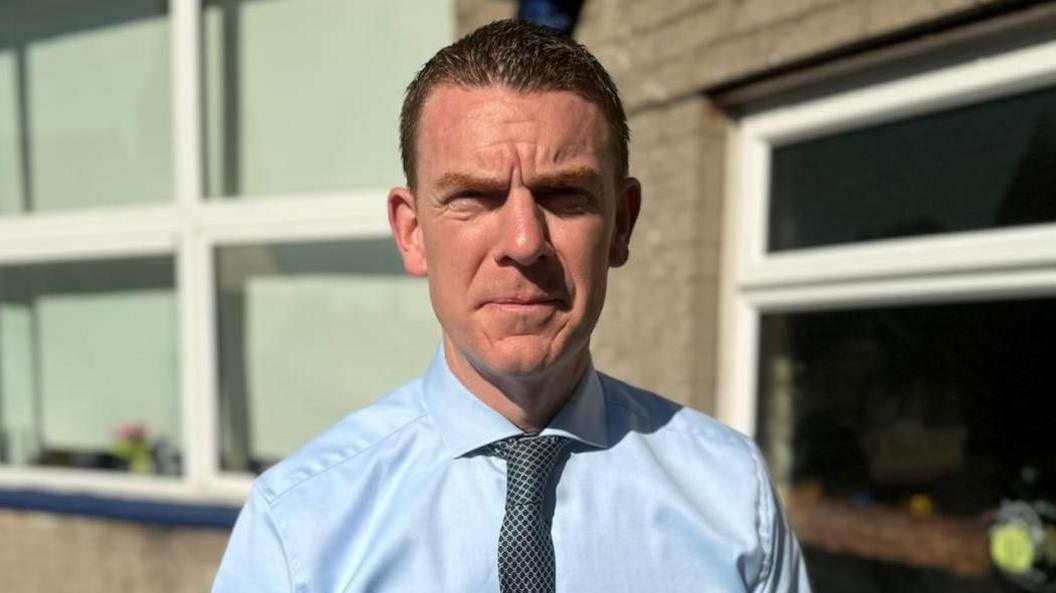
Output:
top-left (1, 0), bottom-right (1055, 591)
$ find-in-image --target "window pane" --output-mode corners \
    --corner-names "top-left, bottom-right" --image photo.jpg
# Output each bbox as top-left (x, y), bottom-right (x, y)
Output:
top-left (0, 258), bottom-right (180, 475)
top-left (757, 298), bottom-right (1056, 590)
top-left (202, 0), bottom-right (454, 198)
top-left (768, 84), bottom-right (1056, 251)
top-left (0, 1), bottom-right (172, 214)
top-left (216, 240), bottom-right (438, 473)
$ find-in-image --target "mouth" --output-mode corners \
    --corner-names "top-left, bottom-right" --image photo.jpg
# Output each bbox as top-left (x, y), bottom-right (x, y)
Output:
top-left (484, 295), bottom-right (567, 312)
top-left (490, 296), bottom-right (562, 305)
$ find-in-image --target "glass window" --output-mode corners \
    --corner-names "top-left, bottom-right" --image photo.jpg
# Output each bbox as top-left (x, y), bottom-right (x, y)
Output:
top-left (0, 1), bottom-right (172, 214)
top-left (216, 239), bottom-right (438, 473)
top-left (202, 0), bottom-right (455, 198)
top-left (0, 258), bottom-right (180, 475)
top-left (767, 84), bottom-right (1056, 252)
top-left (757, 298), bottom-right (1056, 589)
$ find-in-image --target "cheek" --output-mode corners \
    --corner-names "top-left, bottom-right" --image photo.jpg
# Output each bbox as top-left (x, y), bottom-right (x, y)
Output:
top-left (558, 223), bottom-right (613, 295)
top-left (427, 256), bottom-right (471, 301)
top-left (423, 228), bottom-right (485, 302)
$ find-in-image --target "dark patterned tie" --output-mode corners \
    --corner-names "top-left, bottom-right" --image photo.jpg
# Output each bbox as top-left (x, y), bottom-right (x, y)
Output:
top-left (488, 435), bottom-right (570, 593)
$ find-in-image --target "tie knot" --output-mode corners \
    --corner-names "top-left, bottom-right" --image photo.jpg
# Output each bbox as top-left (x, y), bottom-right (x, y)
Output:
top-left (488, 435), bottom-right (569, 506)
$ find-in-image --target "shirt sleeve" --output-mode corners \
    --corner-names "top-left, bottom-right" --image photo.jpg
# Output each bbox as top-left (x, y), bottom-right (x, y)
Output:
top-left (212, 486), bottom-right (295, 593)
top-left (751, 446), bottom-right (813, 593)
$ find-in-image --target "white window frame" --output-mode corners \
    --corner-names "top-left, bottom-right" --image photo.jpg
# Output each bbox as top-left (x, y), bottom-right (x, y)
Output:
top-left (0, 0), bottom-right (402, 505)
top-left (718, 37), bottom-right (1056, 437)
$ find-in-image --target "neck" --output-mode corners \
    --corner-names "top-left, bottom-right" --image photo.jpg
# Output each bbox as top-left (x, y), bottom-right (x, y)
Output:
top-left (443, 337), bottom-right (589, 433)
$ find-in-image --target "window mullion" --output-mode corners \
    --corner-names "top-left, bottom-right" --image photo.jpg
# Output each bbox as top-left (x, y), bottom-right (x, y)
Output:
top-left (171, 0), bottom-right (216, 495)
top-left (178, 231), bottom-right (220, 493)
top-left (198, 191), bottom-right (393, 246)
top-left (172, 0), bottom-right (204, 210)
top-left (0, 206), bottom-right (179, 265)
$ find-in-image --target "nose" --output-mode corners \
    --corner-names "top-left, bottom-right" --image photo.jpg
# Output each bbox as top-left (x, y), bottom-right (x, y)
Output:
top-left (495, 188), bottom-right (550, 266)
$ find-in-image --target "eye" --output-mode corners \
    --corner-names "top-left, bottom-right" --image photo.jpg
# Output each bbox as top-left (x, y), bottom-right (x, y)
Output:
top-left (445, 192), bottom-right (503, 213)
top-left (537, 189), bottom-right (593, 215)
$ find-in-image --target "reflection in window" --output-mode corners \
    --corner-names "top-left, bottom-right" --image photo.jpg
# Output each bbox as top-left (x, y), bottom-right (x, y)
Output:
top-left (216, 240), bottom-right (438, 473)
top-left (0, 1), bottom-right (171, 214)
top-left (0, 258), bottom-right (180, 474)
top-left (758, 298), bottom-right (1056, 591)
top-left (201, 0), bottom-right (454, 198)
top-left (768, 84), bottom-right (1056, 251)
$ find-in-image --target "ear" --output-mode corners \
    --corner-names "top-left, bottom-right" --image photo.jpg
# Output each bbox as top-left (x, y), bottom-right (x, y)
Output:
top-left (608, 177), bottom-right (641, 268)
top-left (388, 186), bottom-right (428, 276)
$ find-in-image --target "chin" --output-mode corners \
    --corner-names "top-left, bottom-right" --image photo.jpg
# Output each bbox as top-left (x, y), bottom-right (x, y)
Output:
top-left (479, 342), bottom-right (555, 377)
top-left (479, 332), bottom-right (591, 379)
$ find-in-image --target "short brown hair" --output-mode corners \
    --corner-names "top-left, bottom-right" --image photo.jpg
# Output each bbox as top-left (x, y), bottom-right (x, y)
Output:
top-left (399, 19), bottom-right (629, 187)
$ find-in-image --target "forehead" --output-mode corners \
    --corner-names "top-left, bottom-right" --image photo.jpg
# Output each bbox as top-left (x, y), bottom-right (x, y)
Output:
top-left (415, 85), bottom-right (612, 181)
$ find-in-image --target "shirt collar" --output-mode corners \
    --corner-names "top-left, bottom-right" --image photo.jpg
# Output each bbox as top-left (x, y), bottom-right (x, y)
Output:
top-left (422, 346), bottom-right (610, 458)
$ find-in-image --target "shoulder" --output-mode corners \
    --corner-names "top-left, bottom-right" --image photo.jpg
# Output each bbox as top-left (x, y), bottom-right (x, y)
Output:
top-left (252, 378), bottom-right (429, 504)
top-left (598, 372), bottom-right (760, 454)
top-left (597, 373), bottom-right (793, 586)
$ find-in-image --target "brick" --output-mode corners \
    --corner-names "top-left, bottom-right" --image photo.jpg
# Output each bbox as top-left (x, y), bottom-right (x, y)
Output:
top-left (620, 29), bottom-right (767, 107)
top-left (613, 2), bottom-right (729, 77)
top-left (576, 0), bottom-right (631, 47)
top-left (579, 0), bottom-right (717, 47)
top-left (761, 0), bottom-right (869, 68)
top-left (724, 0), bottom-right (831, 36)
top-left (623, 0), bottom-right (720, 34)
top-left (862, 0), bottom-right (977, 36)
top-left (456, 0), bottom-right (516, 37)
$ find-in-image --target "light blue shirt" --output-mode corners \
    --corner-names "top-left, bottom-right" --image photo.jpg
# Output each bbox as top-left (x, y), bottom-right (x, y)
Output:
top-left (212, 349), bottom-right (811, 592)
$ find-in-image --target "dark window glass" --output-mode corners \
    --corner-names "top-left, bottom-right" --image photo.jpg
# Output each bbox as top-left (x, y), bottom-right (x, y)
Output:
top-left (768, 85), bottom-right (1056, 251)
top-left (757, 298), bottom-right (1056, 591)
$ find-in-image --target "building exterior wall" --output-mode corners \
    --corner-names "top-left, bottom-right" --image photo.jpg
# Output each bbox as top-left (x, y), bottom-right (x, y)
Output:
top-left (0, 509), bottom-right (227, 593)
top-left (592, 96), bottom-right (726, 413)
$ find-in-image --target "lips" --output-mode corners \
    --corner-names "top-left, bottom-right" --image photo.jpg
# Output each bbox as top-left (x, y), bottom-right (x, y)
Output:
top-left (489, 296), bottom-right (563, 306)
top-left (481, 293), bottom-right (569, 315)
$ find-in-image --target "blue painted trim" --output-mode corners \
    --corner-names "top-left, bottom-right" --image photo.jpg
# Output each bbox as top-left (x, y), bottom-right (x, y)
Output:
top-left (0, 488), bottom-right (240, 529)
top-left (518, 0), bottom-right (584, 34)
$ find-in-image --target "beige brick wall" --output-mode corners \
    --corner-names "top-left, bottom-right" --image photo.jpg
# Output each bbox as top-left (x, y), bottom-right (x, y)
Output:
top-left (592, 95), bottom-right (726, 413)
top-left (0, 509), bottom-right (228, 593)
top-left (577, 0), bottom-right (1009, 109)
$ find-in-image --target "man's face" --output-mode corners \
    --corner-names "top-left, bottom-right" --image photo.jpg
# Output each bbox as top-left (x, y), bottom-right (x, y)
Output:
top-left (389, 85), bottom-right (639, 380)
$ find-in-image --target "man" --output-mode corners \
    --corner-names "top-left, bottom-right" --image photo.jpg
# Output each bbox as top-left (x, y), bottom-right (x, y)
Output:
top-left (213, 20), bottom-right (810, 593)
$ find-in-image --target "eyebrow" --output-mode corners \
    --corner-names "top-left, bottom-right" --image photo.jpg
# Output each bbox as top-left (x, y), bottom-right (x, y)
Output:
top-left (531, 166), bottom-right (602, 189)
top-left (434, 166), bottom-right (601, 192)
top-left (435, 172), bottom-right (505, 192)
